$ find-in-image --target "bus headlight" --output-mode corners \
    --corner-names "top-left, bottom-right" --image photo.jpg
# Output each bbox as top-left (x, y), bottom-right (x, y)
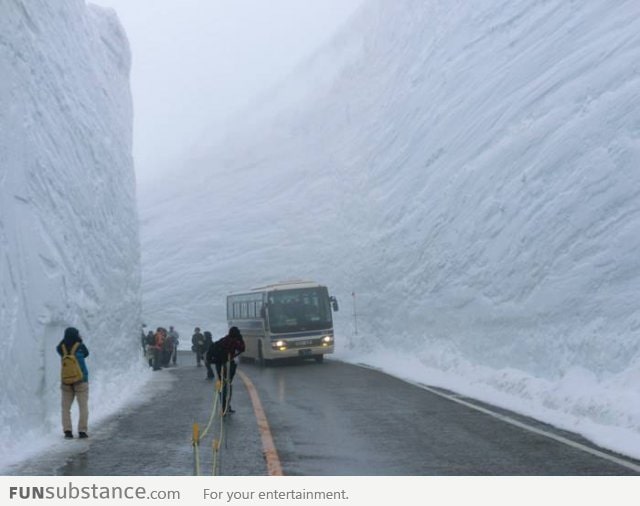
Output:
top-left (322, 336), bottom-right (333, 346)
top-left (272, 340), bottom-right (287, 350)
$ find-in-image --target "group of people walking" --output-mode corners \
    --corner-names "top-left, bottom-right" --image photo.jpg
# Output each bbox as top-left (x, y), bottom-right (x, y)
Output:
top-left (142, 325), bottom-right (179, 370)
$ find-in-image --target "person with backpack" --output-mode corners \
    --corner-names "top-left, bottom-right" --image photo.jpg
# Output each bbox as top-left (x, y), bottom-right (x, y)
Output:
top-left (191, 327), bottom-right (205, 367)
top-left (56, 327), bottom-right (90, 439)
top-left (207, 326), bottom-right (245, 414)
top-left (203, 331), bottom-right (214, 379)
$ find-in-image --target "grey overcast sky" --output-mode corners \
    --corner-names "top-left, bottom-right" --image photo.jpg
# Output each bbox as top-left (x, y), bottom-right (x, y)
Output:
top-left (91, 0), bottom-right (364, 180)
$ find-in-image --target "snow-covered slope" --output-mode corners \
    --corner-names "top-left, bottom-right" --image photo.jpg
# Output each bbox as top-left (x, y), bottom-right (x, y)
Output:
top-left (139, 0), bottom-right (640, 458)
top-left (0, 1), bottom-right (141, 468)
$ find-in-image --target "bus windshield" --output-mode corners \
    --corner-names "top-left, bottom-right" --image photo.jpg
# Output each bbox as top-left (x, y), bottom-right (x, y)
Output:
top-left (267, 287), bottom-right (332, 333)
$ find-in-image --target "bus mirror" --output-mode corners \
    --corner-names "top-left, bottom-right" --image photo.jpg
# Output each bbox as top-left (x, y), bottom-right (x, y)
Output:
top-left (330, 296), bottom-right (339, 312)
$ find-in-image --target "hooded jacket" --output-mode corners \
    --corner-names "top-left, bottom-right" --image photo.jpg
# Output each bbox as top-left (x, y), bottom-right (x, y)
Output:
top-left (206, 327), bottom-right (245, 365)
top-left (56, 327), bottom-right (89, 383)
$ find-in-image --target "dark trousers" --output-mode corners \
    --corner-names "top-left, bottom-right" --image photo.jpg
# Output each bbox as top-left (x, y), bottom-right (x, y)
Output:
top-left (215, 361), bottom-right (237, 413)
top-left (205, 359), bottom-right (214, 379)
top-left (152, 348), bottom-right (162, 370)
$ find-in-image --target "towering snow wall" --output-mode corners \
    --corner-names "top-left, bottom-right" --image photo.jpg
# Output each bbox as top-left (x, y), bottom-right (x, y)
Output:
top-left (0, 0), bottom-right (141, 467)
top-left (140, 0), bottom-right (640, 456)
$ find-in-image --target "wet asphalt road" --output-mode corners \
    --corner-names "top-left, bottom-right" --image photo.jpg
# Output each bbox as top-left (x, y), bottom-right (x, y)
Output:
top-left (243, 358), bottom-right (640, 475)
top-left (7, 352), bottom-right (640, 475)
top-left (8, 352), bottom-right (265, 476)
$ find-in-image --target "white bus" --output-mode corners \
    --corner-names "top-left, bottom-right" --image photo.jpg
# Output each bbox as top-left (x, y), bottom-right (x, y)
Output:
top-left (226, 280), bottom-right (339, 365)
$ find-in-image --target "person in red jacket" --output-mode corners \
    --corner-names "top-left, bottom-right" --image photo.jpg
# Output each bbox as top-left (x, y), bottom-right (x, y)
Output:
top-left (207, 326), bottom-right (245, 414)
top-left (152, 327), bottom-right (166, 371)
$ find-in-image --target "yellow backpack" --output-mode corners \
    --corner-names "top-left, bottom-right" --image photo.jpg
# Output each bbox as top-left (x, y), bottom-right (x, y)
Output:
top-left (61, 342), bottom-right (83, 384)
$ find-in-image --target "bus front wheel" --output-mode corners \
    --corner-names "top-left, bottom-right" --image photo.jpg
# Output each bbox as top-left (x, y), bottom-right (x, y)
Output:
top-left (314, 354), bottom-right (324, 363)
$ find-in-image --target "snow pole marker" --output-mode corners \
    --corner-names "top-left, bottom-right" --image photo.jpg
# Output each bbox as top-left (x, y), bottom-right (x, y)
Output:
top-left (212, 438), bottom-right (221, 476)
top-left (192, 423), bottom-right (201, 476)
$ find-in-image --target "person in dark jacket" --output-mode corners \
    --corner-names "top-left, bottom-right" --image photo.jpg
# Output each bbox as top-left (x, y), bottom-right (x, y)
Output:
top-left (56, 327), bottom-right (90, 439)
top-left (192, 327), bottom-right (205, 367)
top-left (145, 330), bottom-right (155, 367)
top-left (207, 326), bottom-right (245, 414)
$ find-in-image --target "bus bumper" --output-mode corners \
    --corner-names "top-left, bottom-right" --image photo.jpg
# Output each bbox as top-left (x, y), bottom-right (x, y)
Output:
top-left (270, 344), bottom-right (334, 360)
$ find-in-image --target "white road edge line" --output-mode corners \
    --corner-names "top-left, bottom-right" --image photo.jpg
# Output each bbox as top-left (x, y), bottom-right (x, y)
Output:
top-left (419, 383), bottom-right (640, 474)
top-left (355, 363), bottom-right (640, 473)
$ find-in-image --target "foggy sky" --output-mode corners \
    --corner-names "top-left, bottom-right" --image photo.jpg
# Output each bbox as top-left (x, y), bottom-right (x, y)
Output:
top-left (91, 0), bottom-right (364, 181)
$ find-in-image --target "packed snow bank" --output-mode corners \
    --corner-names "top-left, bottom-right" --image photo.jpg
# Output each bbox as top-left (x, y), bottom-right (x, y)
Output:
top-left (0, 1), bottom-right (143, 469)
top-left (140, 0), bottom-right (640, 458)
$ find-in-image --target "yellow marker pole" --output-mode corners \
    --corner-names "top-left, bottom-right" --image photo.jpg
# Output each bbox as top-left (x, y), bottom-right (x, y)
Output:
top-left (192, 423), bottom-right (200, 476)
top-left (212, 438), bottom-right (220, 475)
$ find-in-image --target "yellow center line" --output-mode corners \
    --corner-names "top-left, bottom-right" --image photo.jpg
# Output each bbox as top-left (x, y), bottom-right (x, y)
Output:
top-left (238, 370), bottom-right (284, 476)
